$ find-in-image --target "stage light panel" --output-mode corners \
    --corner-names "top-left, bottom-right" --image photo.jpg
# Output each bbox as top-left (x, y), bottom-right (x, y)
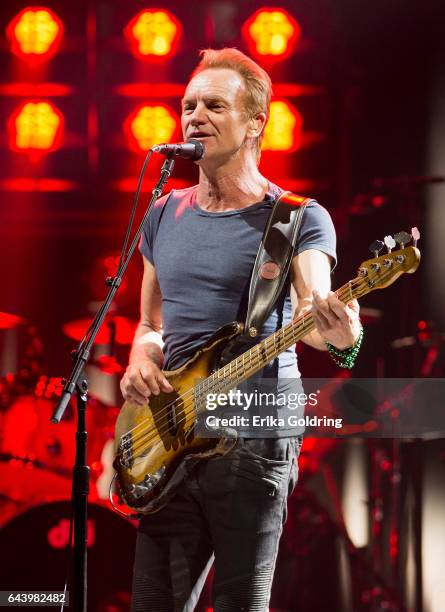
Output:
top-left (6, 7), bottom-right (63, 62)
top-left (7, 101), bottom-right (64, 152)
top-left (262, 100), bottom-right (303, 152)
top-left (125, 104), bottom-right (178, 152)
top-left (125, 9), bottom-right (181, 59)
top-left (243, 8), bottom-right (301, 59)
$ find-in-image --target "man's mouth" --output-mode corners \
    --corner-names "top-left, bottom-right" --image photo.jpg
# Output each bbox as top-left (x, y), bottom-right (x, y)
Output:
top-left (189, 132), bottom-right (212, 138)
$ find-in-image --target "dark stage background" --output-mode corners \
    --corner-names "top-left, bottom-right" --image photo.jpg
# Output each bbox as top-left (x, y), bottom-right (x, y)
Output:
top-left (0, 1), bottom-right (444, 611)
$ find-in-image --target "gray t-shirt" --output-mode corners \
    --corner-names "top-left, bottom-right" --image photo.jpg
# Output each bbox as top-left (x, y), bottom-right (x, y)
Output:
top-left (139, 182), bottom-right (337, 437)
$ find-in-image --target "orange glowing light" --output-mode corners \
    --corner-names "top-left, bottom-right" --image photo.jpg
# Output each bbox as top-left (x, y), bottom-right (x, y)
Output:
top-left (7, 101), bottom-right (64, 153)
top-left (242, 8), bottom-right (301, 60)
top-left (7, 7), bottom-right (63, 62)
top-left (125, 104), bottom-right (178, 152)
top-left (262, 100), bottom-right (303, 152)
top-left (125, 9), bottom-right (181, 59)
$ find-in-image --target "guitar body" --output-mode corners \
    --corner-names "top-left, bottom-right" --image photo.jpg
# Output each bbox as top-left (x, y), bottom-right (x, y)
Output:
top-left (113, 322), bottom-right (243, 514)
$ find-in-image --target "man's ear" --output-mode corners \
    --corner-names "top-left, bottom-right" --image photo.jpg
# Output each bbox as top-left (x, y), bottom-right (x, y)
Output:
top-left (247, 112), bottom-right (267, 138)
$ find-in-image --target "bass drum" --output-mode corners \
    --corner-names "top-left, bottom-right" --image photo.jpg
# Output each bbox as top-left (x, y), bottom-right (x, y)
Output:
top-left (0, 455), bottom-right (73, 527)
top-left (0, 393), bottom-right (117, 478)
top-left (0, 391), bottom-right (118, 505)
top-left (0, 501), bottom-right (136, 610)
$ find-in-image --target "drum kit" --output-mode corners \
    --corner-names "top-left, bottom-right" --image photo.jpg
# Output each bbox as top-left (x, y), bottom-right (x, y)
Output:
top-left (0, 309), bottom-right (137, 507)
top-left (0, 307), bottom-right (138, 609)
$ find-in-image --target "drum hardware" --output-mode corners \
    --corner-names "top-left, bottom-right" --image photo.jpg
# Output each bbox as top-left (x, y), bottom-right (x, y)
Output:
top-left (0, 379), bottom-right (118, 505)
top-left (0, 311), bottom-right (27, 330)
top-left (62, 315), bottom-right (137, 346)
top-left (90, 354), bottom-right (124, 375)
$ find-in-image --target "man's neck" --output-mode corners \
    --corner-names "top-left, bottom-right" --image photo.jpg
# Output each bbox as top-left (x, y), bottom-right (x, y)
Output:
top-left (196, 158), bottom-right (269, 212)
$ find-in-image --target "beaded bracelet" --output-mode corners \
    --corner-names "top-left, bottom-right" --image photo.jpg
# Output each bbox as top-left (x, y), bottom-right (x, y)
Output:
top-left (325, 326), bottom-right (364, 369)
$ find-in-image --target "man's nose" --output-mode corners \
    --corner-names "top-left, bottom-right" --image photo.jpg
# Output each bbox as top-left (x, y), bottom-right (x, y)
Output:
top-left (189, 104), bottom-right (207, 125)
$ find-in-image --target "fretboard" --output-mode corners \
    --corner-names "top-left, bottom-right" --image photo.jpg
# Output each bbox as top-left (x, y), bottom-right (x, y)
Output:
top-left (194, 276), bottom-right (365, 407)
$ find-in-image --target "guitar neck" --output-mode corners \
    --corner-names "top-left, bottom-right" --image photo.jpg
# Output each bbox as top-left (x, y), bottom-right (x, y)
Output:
top-left (196, 276), bottom-right (363, 403)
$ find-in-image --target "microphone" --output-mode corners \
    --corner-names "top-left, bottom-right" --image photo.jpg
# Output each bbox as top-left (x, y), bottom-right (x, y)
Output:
top-left (152, 139), bottom-right (205, 160)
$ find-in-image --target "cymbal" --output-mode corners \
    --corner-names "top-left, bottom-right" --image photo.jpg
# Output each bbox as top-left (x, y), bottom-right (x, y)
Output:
top-left (0, 311), bottom-right (27, 330)
top-left (62, 315), bottom-right (137, 345)
top-left (91, 355), bottom-right (124, 375)
top-left (391, 332), bottom-right (445, 349)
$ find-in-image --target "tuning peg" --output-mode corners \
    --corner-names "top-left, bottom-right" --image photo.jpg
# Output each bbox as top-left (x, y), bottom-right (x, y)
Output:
top-left (394, 231), bottom-right (412, 248)
top-left (384, 235), bottom-right (396, 253)
top-left (369, 240), bottom-right (384, 257)
top-left (411, 227), bottom-right (420, 248)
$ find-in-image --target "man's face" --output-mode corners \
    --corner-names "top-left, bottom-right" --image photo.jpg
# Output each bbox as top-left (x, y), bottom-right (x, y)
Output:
top-left (181, 68), bottom-right (255, 164)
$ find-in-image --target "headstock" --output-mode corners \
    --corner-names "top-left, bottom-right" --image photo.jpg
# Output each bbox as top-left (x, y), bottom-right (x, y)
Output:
top-left (352, 228), bottom-right (421, 299)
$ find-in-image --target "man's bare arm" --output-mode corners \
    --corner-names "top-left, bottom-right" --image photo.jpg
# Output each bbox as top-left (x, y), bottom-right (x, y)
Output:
top-left (291, 249), bottom-right (331, 350)
top-left (291, 249), bottom-right (361, 351)
top-left (130, 257), bottom-right (164, 367)
top-left (120, 257), bottom-right (173, 404)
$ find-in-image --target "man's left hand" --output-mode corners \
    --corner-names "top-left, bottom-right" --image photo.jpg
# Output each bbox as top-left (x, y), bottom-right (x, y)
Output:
top-left (311, 290), bottom-right (362, 350)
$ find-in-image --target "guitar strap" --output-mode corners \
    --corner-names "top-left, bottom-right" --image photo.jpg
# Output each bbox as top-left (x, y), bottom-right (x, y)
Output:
top-left (243, 191), bottom-right (312, 338)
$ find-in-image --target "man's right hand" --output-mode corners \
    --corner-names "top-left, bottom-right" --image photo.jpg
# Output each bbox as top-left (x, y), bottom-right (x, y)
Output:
top-left (120, 359), bottom-right (174, 405)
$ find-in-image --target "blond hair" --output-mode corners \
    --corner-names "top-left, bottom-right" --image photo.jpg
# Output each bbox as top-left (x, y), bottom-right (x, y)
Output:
top-left (191, 48), bottom-right (272, 154)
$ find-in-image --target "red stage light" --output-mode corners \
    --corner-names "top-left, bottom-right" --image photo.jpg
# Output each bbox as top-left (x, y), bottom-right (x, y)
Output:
top-left (262, 100), bottom-right (303, 152)
top-left (0, 178), bottom-right (77, 191)
top-left (125, 9), bottom-right (181, 60)
top-left (242, 8), bottom-right (301, 60)
top-left (6, 7), bottom-right (63, 63)
top-left (0, 83), bottom-right (73, 97)
top-left (114, 82), bottom-right (186, 98)
top-left (124, 104), bottom-right (178, 153)
top-left (7, 100), bottom-right (64, 153)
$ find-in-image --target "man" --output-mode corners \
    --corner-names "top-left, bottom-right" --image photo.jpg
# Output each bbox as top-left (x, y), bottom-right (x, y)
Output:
top-left (120, 48), bottom-right (361, 612)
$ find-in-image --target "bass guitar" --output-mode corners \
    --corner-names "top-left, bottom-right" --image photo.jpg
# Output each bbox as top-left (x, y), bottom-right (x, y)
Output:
top-left (113, 234), bottom-right (420, 514)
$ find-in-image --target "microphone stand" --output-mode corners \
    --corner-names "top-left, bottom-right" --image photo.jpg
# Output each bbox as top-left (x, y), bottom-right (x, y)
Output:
top-left (51, 153), bottom-right (176, 612)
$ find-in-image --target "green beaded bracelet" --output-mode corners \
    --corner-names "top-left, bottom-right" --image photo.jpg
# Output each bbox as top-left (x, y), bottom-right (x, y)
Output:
top-left (325, 326), bottom-right (364, 369)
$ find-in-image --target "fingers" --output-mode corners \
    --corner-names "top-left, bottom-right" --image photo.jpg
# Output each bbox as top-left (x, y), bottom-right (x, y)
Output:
top-left (130, 365), bottom-right (153, 396)
top-left (326, 292), bottom-right (350, 321)
top-left (312, 307), bottom-right (329, 332)
top-left (312, 290), bottom-right (360, 323)
top-left (120, 361), bottom-right (174, 404)
top-left (161, 377), bottom-right (174, 392)
top-left (120, 367), bottom-right (149, 405)
top-left (312, 290), bottom-right (342, 327)
top-left (119, 377), bottom-right (147, 406)
top-left (140, 362), bottom-right (161, 396)
top-left (143, 364), bottom-right (174, 395)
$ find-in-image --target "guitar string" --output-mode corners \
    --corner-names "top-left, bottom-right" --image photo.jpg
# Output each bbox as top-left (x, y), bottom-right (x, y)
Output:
top-left (124, 278), bottom-right (369, 459)
top-left (123, 277), bottom-right (367, 457)
top-left (125, 278), bottom-right (367, 457)
top-left (128, 317), bottom-right (312, 454)
top-left (128, 316), bottom-right (319, 460)
top-left (128, 276), bottom-right (378, 462)
top-left (124, 277), bottom-right (361, 442)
